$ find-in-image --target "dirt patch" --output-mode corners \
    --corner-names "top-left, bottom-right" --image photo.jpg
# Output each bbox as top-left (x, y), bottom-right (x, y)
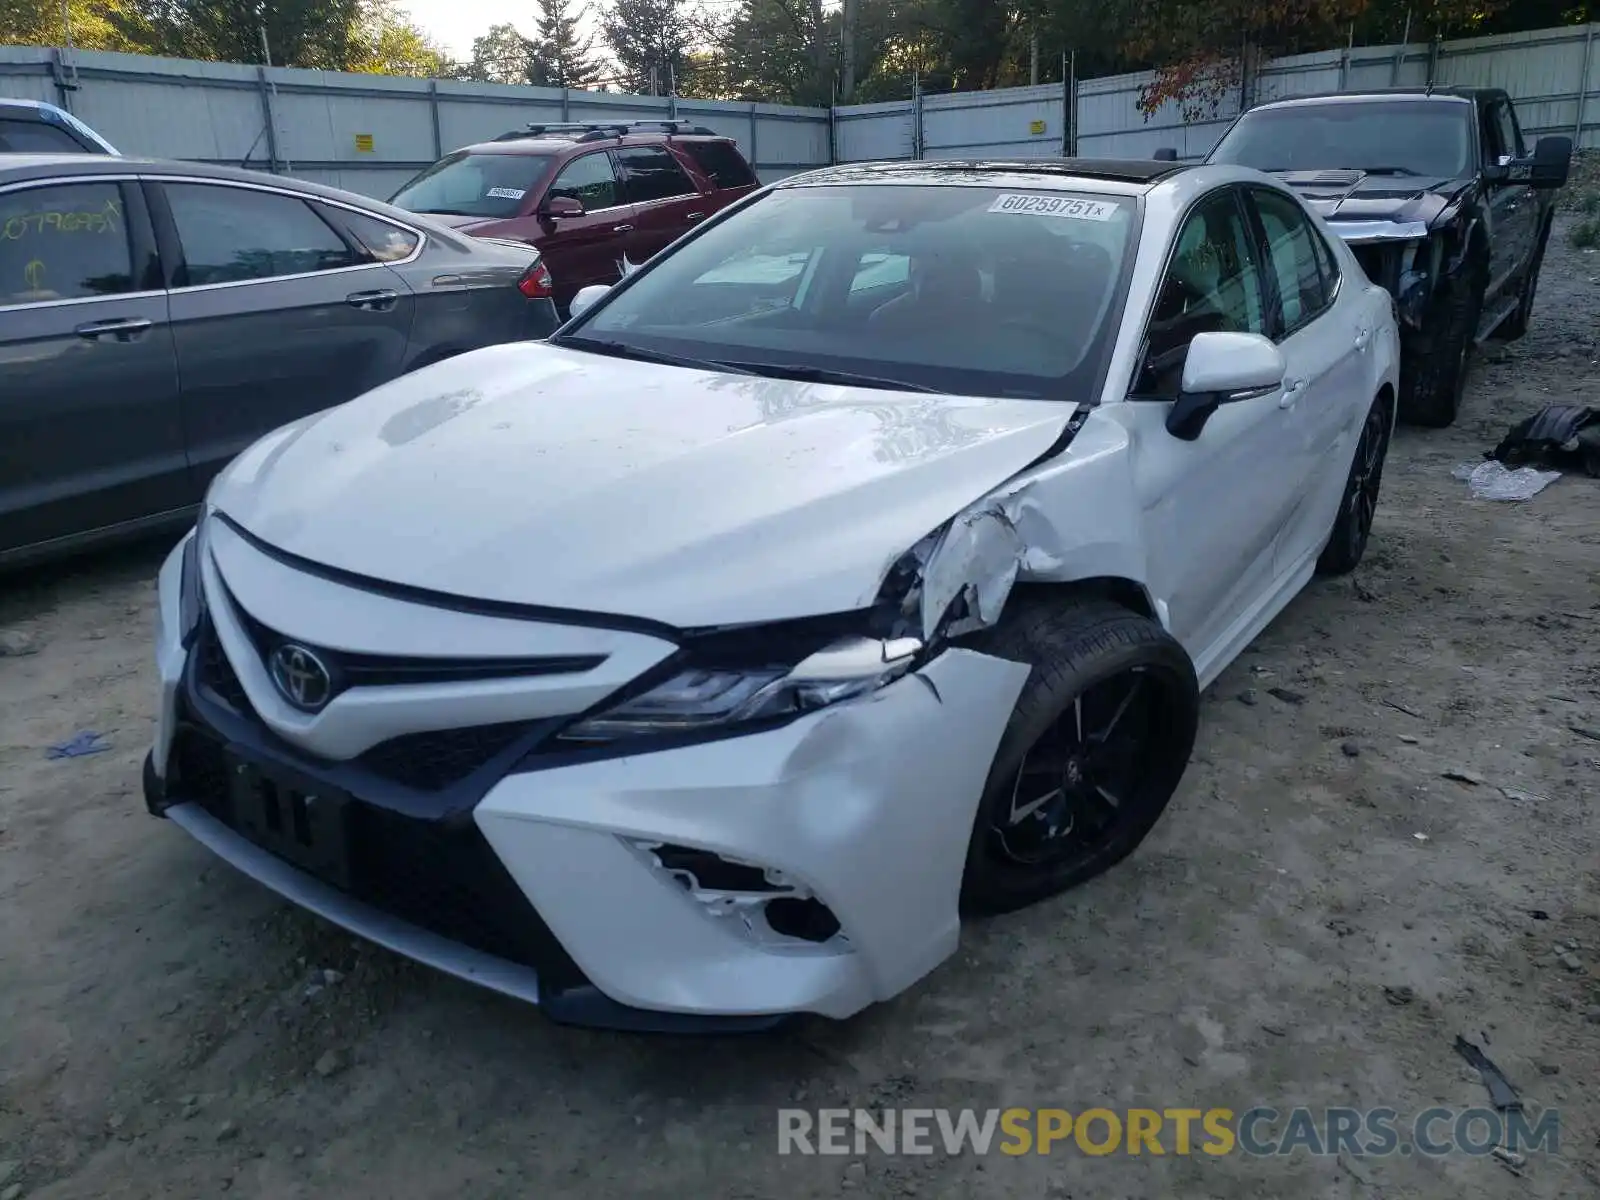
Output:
top-left (2, 226), bottom-right (1598, 1200)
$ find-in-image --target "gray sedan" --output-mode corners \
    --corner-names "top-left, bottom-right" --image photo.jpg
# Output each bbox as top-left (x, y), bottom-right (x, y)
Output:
top-left (0, 155), bottom-right (560, 567)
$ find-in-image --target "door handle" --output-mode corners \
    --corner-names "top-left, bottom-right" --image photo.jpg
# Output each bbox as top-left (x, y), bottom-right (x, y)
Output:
top-left (1354, 327), bottom-right (1371, 351)
top-left (686, 211), bottom-right (706, 222)
top-left (346, 289), bottom-right (399, 312)
top-left (74, 317), bottom-right (152, 342)
top-left (611, 223), bottom-right (634, 232)
top-left (1279, 378), bottom-right (1307, 409)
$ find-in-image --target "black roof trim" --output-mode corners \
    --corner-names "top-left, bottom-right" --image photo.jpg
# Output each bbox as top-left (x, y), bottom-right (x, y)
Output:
top-left (786, 157), bottom-right (1190, 186)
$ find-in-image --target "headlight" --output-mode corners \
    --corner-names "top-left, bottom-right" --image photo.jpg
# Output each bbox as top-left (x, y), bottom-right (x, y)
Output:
top-left (558, 635), bottom-right (923, 744)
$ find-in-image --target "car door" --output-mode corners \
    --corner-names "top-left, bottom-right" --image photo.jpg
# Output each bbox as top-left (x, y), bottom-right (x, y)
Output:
top-left (533, 150), bottom-right (637, 311)
top-left (612, 144), bottom-right (706, 265)
top-left (148, 178), bottom-right (416, 491)
top-left (1488, 98), bottom-right (1538, 302)
top-left (1123, 186), bottom-right (1305, 661)
top-left (1245, 185), bottom-right (1368, 577)
top-left (0, 176), bottom-right (187, 558)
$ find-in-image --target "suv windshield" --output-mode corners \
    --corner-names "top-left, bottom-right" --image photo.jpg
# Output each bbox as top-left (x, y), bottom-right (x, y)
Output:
top-left (1210, 99), bottom-right (1474, 179)
top-left (391, 151), bottom-right (555, 218)
top-left (562, 183), bottom-right (1137, 399)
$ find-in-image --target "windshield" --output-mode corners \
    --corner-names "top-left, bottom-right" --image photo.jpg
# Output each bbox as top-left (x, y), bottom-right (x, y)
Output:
top-left (563, 183), bottom-right (1137, 399)
top-left (1210, 100), bottom-right (1474, 178)
top-left (390, 151), bottom-right (554, 218)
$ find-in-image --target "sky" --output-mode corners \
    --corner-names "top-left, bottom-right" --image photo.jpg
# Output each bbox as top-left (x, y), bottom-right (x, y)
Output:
top-left (403, 0), bottom-right (526, 59)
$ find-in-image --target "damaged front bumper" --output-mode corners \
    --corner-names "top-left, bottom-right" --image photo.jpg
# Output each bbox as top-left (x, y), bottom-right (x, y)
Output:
top-left (1333, 220), bottom-right (1435, 331)
top-left (144, 536), bottom-right (1033, 1029)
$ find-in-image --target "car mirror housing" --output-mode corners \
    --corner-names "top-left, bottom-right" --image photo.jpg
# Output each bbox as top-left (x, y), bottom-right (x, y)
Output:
top-left (569, 284), bottom-right (610, 319)
top-left (1166, 331), bottom-right (1287, 441)
top-left (542, 195), bottom-right (585, 218)
top-left (1523, 136), bottom-right (1572, 189)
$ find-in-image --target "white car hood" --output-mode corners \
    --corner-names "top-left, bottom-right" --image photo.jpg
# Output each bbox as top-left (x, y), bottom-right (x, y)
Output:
top-left (210, 343), bottom-right (1073, 629)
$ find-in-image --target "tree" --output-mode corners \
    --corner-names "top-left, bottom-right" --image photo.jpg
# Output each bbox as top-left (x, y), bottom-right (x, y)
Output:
top-left (349, 0), bottom-right (451, 77)
top-left (106, 0), bottom-right (369, 68)
top-left (1124, 0), bottom-right (1508, 119)
top-left (1, 0), bottom-right (141, 50)
top-left (529, 0), bottom-right (602, 89)
top-left (600, 0), bottom-right (694, 94)
top-left (460, 21), bottom-right (534, 83)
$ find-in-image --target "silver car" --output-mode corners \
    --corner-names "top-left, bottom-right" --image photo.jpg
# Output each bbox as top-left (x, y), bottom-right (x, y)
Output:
top-left (0, 155), bottom-right (560, 567)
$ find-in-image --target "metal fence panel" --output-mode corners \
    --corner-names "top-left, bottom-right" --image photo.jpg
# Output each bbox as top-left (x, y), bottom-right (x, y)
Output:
top-left (833, 99), bottom-right (913, 162)
top-left (0, 46), bottom-right (834, 197)
top-left (922, 83), bottom-right (1065, 158)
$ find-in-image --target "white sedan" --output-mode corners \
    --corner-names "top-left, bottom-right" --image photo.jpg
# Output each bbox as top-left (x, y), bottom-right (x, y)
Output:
top-left (144, 158), bottom-right (1400, 1030)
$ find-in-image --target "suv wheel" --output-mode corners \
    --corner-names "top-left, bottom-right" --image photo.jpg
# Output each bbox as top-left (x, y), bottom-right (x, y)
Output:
top-left (1498, 217), bottom-right (1552, 342)
top-left (959, 597), bottom-right (1199, 915)
top-left (1400, 268), bottom-right (1484, 429)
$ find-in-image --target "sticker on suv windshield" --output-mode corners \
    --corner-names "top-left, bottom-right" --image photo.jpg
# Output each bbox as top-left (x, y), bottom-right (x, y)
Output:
top-left (486, 187), bottom-right (526, 200)
top-left (988, 194), bottom-right (1116, 221)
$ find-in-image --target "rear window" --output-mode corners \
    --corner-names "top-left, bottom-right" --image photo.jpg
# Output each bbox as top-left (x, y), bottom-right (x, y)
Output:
top-left (682, 140), bottom-right (757, 189)
top-left (0, 116), bottom-right (90, 154)
top-left (390, 151), bottom-right (554, 219)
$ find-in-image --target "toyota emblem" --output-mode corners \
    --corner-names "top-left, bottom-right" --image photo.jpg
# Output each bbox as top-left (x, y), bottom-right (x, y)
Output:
top-left (268, 643), bottom-right (333, 712)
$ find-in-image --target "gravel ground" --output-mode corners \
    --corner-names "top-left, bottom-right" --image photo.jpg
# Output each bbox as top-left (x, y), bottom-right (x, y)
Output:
top-left (2, 220), bottom-right (1598, 1200)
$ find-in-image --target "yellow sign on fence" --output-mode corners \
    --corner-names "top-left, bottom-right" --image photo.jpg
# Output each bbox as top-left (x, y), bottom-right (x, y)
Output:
top-left (354, 133), bottom-right (375, 153)
top-left (1029, 119), bottom-right (1047, 135)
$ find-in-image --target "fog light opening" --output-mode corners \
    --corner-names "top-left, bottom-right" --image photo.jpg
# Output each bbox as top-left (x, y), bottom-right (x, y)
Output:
top-left (631, 840), bottom-right (847, 948)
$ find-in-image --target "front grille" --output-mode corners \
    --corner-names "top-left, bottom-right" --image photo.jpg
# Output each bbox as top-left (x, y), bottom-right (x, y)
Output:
top-left (168, 725), bottom-right (585, 986)
top-left (198, 626), bottom-right (252, 715)
top-left (193, 620), bottom-right (544, 791)
top-left (359, 722), bottom-right (533, 790)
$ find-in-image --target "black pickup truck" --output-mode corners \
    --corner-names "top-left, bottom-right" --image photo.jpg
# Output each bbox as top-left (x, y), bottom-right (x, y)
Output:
top-left (1191, 87), bottom-right (1571, 427)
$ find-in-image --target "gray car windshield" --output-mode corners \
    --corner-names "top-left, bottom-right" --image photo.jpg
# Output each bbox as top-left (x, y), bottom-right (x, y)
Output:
top-left (1209, 100), bottom-right (1474, 178)
top-left (391, 151), bottom-right (554, 218)
top-left (564, 183), bottom-right (1137, 399)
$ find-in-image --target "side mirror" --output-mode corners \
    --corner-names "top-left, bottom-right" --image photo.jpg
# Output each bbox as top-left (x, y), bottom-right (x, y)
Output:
top-left (541, 195), bottom-right (585, 219)
top-left (569, 284), bottom-right (609, 320)
top-left (1153, 147), bottom-right (1179, 162)
top-left (1165, 331), bottom-right (1286, 441)
top-left (1525, 136), bottom-right (1572, 188)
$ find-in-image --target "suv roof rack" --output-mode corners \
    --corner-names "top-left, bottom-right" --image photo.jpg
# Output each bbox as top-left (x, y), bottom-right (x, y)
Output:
top-left (490, 119), bottom-right (723, 144)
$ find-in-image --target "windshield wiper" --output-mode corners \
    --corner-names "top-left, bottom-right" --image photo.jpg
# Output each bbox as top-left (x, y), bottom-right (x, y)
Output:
top-left (550, 334), bottom-right (754, 374)
top-left (717, 361), bottom-right (939, 393)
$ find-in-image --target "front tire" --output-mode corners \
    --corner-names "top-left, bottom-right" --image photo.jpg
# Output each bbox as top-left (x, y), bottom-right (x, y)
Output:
top-left (1317, 393), bottom-right (1393, 576)
top-left (1400, 270), bottom-right (1484, 428)
top-left (959, 597), bottom-right (1200, 916)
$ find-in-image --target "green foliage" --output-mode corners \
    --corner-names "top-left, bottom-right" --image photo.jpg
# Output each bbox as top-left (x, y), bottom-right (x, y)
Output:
top-left (530, 0), bottom-right (601, 89)
top-left (1570, 217), bottom-right (1600, 249)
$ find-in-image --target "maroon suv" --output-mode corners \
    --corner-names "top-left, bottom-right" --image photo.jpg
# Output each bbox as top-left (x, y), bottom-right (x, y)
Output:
top-left (390, 120), bottom-right (760, 314)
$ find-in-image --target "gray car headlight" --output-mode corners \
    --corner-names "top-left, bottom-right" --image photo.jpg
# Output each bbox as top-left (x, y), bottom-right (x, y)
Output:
top-left (558, 635), bottom-right (924, 744)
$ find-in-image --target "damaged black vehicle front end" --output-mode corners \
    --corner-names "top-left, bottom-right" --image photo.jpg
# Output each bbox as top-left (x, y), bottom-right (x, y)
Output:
top-left (1203, 88), bottom-right (1571, 430)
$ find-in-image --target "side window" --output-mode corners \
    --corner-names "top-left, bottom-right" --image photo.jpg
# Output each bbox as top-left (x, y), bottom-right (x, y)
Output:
top-left (1135, 189), bottom-right (1266, 397)
top-left (1250, 188), bottom-right (1332, 335)
top-left (332, 208), bottom-right (421, 263)
top-left (0, 117), bottom-right (90, 154)
top-left (1478, 102), bottom-right (1503, 164)
top-left (1309, 220), bottom-right (1340, 299)
top-left (164, 184), bottom-right (359, 286)
top-left (614, 146), bottom-right (698, 205)
top-left (547, 153), bottom-right (618, 210)
top-left (681, 141), bottom-right (757, 190)
top-left (1494, 101), bottom-right (1523, 161)
top-left (0, 181), bottom-right (134, 306)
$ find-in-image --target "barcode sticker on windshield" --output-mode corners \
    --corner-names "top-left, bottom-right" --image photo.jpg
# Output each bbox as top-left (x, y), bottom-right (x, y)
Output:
top-left (989, 194), bottom-right (1116, 221)
top-left (486, 187), bottom-right (526, 200)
